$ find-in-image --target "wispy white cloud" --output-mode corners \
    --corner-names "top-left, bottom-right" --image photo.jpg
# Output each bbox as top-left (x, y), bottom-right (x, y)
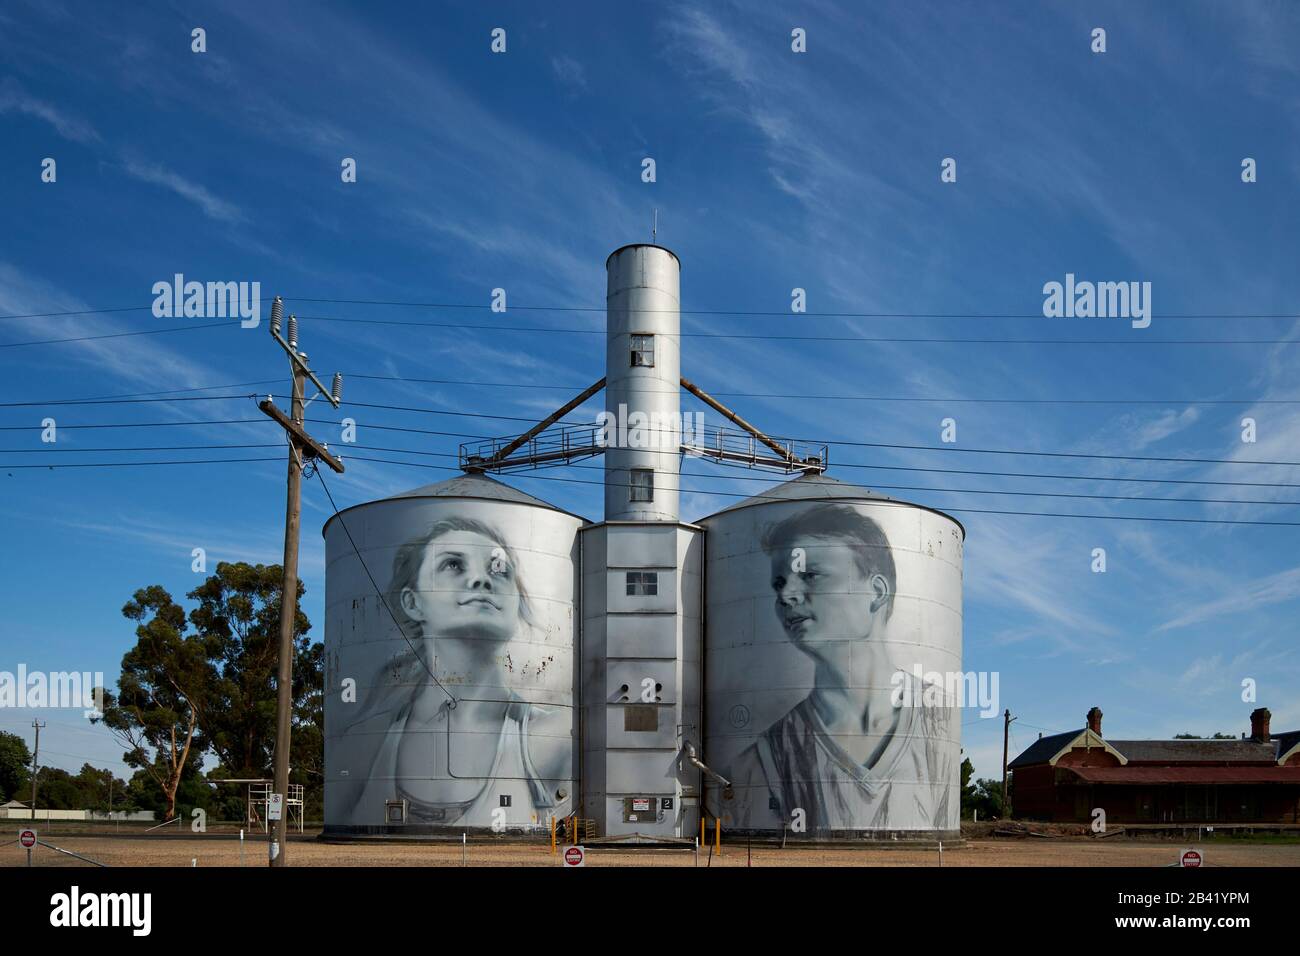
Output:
top-left (963, 514), bottom-right (1117, 653)
top-left (120, 156), bottom-right (245, 223)
top-left (0, 77), bottom-right (99, 142)
top-left (551, 55), bottom-right (587, 91)
top-left (1156, 565), bottom-right (1300, 633)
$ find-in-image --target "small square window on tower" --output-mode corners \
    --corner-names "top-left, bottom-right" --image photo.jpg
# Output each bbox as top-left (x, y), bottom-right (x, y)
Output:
top-left (630, 467), bottom-right (654, 502)
top-left (631, 333), bottom-right (655, 367)
top-left (625, 571), bottom-right (659, 596)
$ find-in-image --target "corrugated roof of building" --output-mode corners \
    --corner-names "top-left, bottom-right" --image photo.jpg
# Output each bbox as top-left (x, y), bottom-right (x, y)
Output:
top-left (1067, 766), bottom-right (1300, 785)
top-left (1009, 732), bottom-right (1297, 769)
top-left (1109, 739), bottom-right (1279, 764)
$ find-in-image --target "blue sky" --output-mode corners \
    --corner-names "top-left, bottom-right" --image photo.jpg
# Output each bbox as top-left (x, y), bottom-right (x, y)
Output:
top-left (2, 0), bottom-right (1299, 784)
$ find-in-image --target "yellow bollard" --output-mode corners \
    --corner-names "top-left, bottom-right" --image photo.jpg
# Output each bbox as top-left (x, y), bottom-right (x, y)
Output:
top-left (550, 816), bottom-right (556, 854)
top-left (714, 818), bottom-right (721, 857)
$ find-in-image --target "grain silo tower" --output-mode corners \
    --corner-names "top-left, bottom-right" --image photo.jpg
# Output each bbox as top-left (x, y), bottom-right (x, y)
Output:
top-left (322, 241), bottom-right (963, 844)
top-left (699, 474), bottom-right (964, 841)
top-left (322, 474), bottom-right (584, 836)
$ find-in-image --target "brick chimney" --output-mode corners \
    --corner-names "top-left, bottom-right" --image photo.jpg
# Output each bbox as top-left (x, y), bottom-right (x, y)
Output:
top-left (1086, 706), bottom-right (1103, 736)
top-left (1250, 707), bottom-right (1271, 742)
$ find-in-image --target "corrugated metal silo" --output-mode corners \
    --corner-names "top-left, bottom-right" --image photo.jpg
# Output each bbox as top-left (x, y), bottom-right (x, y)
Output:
top-left (701, 474), bottom-right (963, 839)
top-left (322, 473), bottom-right (585, 836)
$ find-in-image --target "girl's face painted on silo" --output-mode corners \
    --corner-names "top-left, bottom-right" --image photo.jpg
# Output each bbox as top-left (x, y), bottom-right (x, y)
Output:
top-left (770, 537), bottom-right (886, 644)
top-left (401, 530), bottom-right (521, 642)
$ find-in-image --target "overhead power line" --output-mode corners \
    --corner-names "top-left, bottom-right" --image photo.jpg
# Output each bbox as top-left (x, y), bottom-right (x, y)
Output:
top-left (331, 454), bottom-right (1300, 528)
top-left (14, 371), bottom-right (1298, 408)
top-left (0, 444), bottom-right (281, 453)
top-left (7, 312), bottom-right (1300, 348)
top-left (6, 313), bottom-right (1300, 349)
top-left (4, 297), bottom-right (1300, 321)
top-left (295, 314), bottom-right (1300, 345)
top-left (6, 424), bottom-right (1300, 490)
top-left (5, 392), bottom-right (1300, 467)
top-left (0, 322), bottom-right (237, 349)
top-left (10, 415), bottom-right (1300, 489)
top-left (1, 456), bottom-right (283, 469)
top-left (12, 439), bottom-right (1300, 508)
top-left (9, 448), bottom-right (1300, 525)
top-left (0, 394), bottom-right (259, 408)
top-left (0, 418), bottom-right (267, 431)
top-left (341, 372), bottom-right (1300, 406)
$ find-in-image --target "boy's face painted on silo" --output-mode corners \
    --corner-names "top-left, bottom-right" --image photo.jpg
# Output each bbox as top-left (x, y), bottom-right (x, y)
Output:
top-left (401, 530), bottom-right (520, 641)
top-left (770, 537), bottom-right (888, 644)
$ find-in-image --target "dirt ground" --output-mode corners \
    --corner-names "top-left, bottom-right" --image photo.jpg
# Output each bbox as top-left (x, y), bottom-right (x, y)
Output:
top-left (4, 829), bottom-right (1298, 867)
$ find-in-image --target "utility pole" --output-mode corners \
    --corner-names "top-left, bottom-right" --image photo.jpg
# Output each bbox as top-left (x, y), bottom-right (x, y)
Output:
top-left (30, 720), bottom-right (44, 820)
top-left (1001, 709), bottom-right (1016, 819)
top-left (259, 297), bottom-right (344, 867)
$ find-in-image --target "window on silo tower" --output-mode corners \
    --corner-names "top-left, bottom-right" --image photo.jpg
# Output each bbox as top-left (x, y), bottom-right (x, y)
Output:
top-left (631, 333), bottom-right (655, 367)
top-left (625, 571), bottom-right (658, 596)
top-left (630, 467), bottom-right (654, 501)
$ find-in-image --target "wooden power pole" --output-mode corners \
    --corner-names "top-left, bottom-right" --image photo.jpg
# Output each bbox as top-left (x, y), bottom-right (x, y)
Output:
top-left (30, 720), bottom-right (44, 820)
top-left (1001, 709), bottom-right (1016, 819)
top-left (259, 297), bottom-right (344, 867)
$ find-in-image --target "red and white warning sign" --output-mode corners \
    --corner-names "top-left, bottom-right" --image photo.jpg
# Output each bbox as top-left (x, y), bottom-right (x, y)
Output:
top-left (563, 845), bottom-right (586, 867)
top-left (19, 828), bottom-right (37, 849)
top-left (1180, 849), bottom-right (1202, 868)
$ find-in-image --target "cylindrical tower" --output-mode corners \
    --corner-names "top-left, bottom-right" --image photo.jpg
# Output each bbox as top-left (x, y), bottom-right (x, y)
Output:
top-left (604, 244), bottom-right (681, 522)
top-left (700, 474), bottom-right (964, 841)
top-left (322, 474), bottom-right (585, 837)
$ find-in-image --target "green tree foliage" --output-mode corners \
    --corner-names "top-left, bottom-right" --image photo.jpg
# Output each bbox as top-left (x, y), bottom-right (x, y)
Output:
top-left (188, 562), bottom-right (309, 777)
top-left (93, 584), bottom-right (216, 820)
top-left (0, 730), bottom-right (32, 802)
top-left (96, 563), bottom-right (324, 821)
top-left (959, 756), bottom-right (977, 817)
top-left (74, 763), bottom-right (131, 813)
top-left (970, 778), bottom-right (1006, 819)
top-left (27, 764), bottom-right (131, 812)
top-left (290, 638), bottom-right (325, 819)
top-left (959, 760), bottom-right (1008, 819)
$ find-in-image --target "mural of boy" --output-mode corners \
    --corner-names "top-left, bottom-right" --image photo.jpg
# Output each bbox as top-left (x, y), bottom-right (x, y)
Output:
top-left (726, 503), bottom-right (955, 832)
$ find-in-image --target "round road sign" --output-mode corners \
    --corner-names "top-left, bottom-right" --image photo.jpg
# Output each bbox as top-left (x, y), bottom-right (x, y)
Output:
top-left (1180, 849), bottom-right (1202, 868)
top-left (19, 829), bottom-right (37, 849)
top-left (563, 845), bottom-right (585, 867)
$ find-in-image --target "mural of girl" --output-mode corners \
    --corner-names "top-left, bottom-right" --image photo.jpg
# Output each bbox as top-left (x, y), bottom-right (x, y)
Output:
top-left (342, 516), bottom-right (568, 828)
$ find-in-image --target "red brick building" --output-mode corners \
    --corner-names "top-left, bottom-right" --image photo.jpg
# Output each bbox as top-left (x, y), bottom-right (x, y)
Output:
top-left (1008, 707), bottom-right (1300, 824)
